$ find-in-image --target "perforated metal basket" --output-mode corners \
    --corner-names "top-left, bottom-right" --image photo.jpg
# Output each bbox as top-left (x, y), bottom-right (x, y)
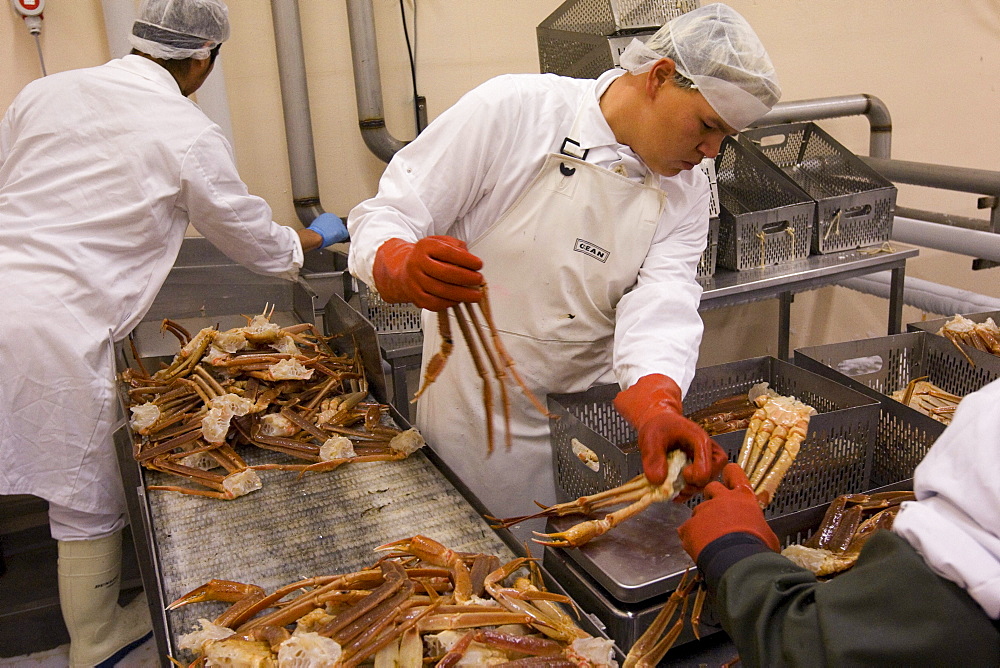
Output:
top-left (537, 0), bottom-right (699, 79)
top-left (740, 123), bottom-right (897, 254)
top-left (795, 332), bottom-right (1000, 488)
top-left (352, 281), bottom-right (423, 334)
top-left (693, 160), bottom-right (720, 278)
top-left (715, 136), bottom-right (815, 270)
top-left (548, 356), bottom-right (879, 518)
top-left (697, 216), bottom-right (720, 278)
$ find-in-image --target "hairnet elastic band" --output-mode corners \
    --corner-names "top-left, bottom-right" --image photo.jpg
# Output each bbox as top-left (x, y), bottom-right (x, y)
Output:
top-left (619, 38), bottom-right (669, 75)
top-left (132, 21), bottom-right (216, 50)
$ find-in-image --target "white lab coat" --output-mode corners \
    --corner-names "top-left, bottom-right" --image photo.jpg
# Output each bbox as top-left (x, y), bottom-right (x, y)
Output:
top-left (348, 70), bottom-right (708, 518)
top-left (0, 55), bottom-right (303, 516)
top-left (893, 377), bottom-right (1000, 619)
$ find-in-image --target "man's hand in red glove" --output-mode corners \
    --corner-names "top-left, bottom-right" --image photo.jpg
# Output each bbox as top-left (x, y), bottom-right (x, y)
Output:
top-left (613, 374), bottom-right (728, 500)
top-left (678, 463), bottom-right (780, 563)
top-left (372, 236), bottom-right (484, 311)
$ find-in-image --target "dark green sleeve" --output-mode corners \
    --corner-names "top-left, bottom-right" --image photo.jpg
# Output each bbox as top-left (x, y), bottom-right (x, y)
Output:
top-left (711, 531), bottom-right (1000, 668)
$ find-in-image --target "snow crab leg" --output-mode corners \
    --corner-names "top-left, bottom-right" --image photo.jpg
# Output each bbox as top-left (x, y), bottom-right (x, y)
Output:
top-left (736, 393), bottom-right (815, 508)
top-left (488, 451), bottom-right (689, 549)
top-left (410, 283), bottom-right (554, 456)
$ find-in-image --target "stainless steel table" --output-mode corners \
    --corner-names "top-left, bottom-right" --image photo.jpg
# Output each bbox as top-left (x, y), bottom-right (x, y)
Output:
top-left (698, 245), bottom-right (919, 360)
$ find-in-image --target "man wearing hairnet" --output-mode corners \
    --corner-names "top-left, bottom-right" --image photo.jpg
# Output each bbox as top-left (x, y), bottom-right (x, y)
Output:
top-left (0, 0), bottom-right (346, 664)
top-left (348, 4), bottom-right (781, 539)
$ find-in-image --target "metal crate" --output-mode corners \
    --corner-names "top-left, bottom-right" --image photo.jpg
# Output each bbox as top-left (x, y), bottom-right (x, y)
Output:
top-left (697, 216), bottom-right (720, 278)
top-left (548, 356), bottom-right (879, 518)
top-left (691, 159), bottom-right (720, 278)
top-left (907, 310), bottom-right (1000, 352)
top-left (795, 331), bottom-right (1000, 488)
top-left (740, 123), bottom-right (897, 254)
top-left (714, 136), bottom-right (815, 270)
top-left (537, 0), bottom-right (699, 79)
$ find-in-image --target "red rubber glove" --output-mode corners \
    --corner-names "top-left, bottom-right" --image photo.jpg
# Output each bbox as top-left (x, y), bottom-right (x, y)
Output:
top-left (372, 236), bottom-right (484, 312)
top-left (678, 463), bottom-right (780, 562)
top-left (614, 374), bottom-right (727, 500)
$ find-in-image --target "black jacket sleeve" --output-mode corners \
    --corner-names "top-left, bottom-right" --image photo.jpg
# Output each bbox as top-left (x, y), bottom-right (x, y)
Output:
top-left (704, 531), bottom-right (1000, 667)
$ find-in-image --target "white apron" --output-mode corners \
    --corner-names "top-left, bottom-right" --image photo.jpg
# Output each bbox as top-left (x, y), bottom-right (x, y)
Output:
top-left (416, 134), bottom-right (666, 522)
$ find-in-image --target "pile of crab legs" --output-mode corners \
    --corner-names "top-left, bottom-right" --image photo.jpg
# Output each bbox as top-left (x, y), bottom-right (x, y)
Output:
top-left (489, 391), bottom-right (815, 666)
top-left (167, 534), bottom-right (621, 667)
top-left (120, 306), bottom-right (425, 500)
top-left (411, 283), bottom-right (556, 455)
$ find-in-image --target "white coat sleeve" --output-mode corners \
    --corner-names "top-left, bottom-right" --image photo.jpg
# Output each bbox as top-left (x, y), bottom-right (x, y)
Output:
top-left (179, 126), bottom-right (303, 280)
top-left (347, 78), bottom-right (523, 289)
top-left (613, 176), bottom-right (709, 394)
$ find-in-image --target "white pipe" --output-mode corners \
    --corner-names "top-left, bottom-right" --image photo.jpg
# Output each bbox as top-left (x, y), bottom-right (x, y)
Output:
top-left (100, 0), bottom-right (235, 148)
top-left (891, 215), bottom-right (1000, 263)
top-left (838, 272), bottom-right (1000, 316)
top-left (193, 66), bottom-right (236, 148)
top-left (100, 0), bottom-right (134, 59)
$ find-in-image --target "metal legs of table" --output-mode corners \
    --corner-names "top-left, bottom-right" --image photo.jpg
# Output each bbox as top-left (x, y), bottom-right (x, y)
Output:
top-left (888, 264), bottom-right (906, 334)
top-left (778, 292), bottom-right (793, 361)
top-left (387, 352), bottom-right (422, 425)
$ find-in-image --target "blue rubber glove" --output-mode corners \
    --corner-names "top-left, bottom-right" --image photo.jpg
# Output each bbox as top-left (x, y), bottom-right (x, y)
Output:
top-left (306, 213), bottom-right (349, 247)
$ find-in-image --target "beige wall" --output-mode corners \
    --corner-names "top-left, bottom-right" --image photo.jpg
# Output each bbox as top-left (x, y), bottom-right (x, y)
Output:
top-left (3, 0), bottom-right (998, 364)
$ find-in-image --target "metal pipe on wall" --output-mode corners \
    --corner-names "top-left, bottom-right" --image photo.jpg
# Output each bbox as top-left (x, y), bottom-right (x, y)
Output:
top-left (271, 0), bottom-right (326, 224)
top-left (861, 156), bottom-right (1000, 197)
top-left (839, 272), bottom-right (1000, 316)
top-left (750, 94), bottom-right (892, 159)
top-left (891, 216), bottom-right (1000, 262)
top-left (346, 0), bottom-right (408, 163)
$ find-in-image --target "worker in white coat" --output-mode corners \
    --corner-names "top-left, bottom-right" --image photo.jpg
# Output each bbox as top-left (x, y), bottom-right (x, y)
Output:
top-left (0, 0), bottom-right (346, 665)
top-left (348, 4), bottom-right (780, 538)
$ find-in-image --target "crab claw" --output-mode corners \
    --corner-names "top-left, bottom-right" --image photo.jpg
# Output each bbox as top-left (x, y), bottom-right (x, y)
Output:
top-left (531, 517), bottom-right (615, 548)
top-left (167, 579), bottom-right (265, 610)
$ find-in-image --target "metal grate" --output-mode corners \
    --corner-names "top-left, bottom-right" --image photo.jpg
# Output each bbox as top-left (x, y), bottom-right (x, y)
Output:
top-left (795, 332), bottom-right (1000, 487)
top-left (740, 123), bottom-right (897, 254)
top-left (715, 136), bottom-right (814, 270)
top-left (356, 281), bottom-right (423, 333)
top-left (549, 356), bottom-right (879, 517)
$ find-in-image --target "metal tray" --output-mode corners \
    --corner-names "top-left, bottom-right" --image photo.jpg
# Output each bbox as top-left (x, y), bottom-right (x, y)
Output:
top-left (714, 136), bottom-right (815, 270)
top-left (542, 477), bottom-right (915, 653)
top-left (795, 331), bottom-right (1000, 488)
top-left (114, 286), bottom-right (608, 664)
top-left (549, 356), bottom-right (879, 518)
top-left (740, 123), bottom-right (897, 254)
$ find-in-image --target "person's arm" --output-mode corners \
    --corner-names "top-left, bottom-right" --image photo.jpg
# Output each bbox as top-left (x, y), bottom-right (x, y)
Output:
top-left (179, 125), bottom-right (305, 280)
top-left (613, 171), bottom-right (719, 489)
top-left (711, 532), bottom-right (1000, 667)
top-left (678, 466), bottom-right (999, 666)
top-left (346, 76), bottom-right (528, 292)
top-left (297, 228), bottom-right (322, 252)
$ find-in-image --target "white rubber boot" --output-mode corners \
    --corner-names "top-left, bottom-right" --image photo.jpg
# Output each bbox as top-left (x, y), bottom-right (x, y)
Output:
top-left (57, 531), bottom-right (152, 667)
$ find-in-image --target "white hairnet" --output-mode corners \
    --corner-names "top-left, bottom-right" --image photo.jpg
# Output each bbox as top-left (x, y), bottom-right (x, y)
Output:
top-left (129, 0), bottom-right (230, 60)
top-left (619, 3), bottom-right (780, 130)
